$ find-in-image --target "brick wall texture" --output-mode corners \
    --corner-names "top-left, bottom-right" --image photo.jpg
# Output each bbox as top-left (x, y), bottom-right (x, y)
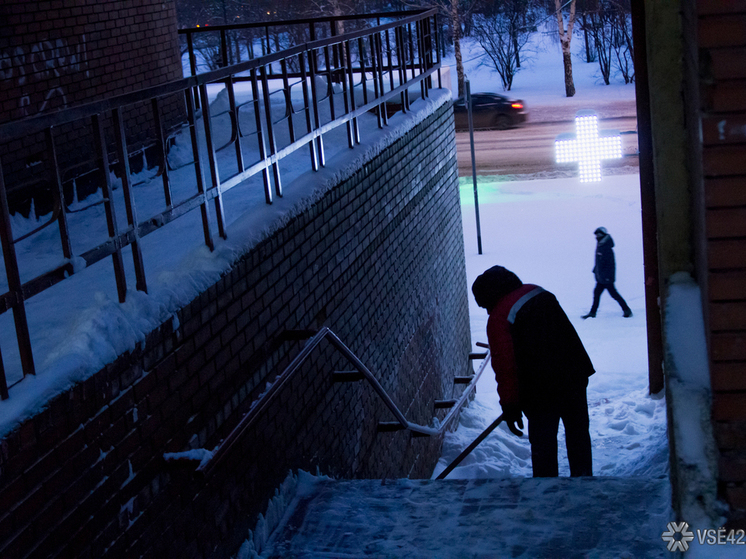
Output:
top-left (0, 101), bottom-right (473, 558)
top-left (0, 0), bottom-right (185, 215)
top-left (697, 0), bottom-right (746, 524)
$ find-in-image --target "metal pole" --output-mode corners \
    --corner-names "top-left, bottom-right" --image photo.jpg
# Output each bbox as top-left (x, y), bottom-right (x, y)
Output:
top-left (436, 414), bottom-right (504, 479)
top-left (631, 0), bottom-right (663, 395)
top-left (466, 80), bottom-right (482, 255)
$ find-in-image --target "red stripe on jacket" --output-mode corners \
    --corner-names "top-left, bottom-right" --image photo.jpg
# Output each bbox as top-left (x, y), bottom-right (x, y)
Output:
top-left (486, 283), bottom-right (539, 408)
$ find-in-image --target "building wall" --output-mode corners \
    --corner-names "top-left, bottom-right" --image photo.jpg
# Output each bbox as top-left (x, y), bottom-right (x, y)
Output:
top-left (642, 0), bottom-right (746, 530)
top-left (696, 0), bottom-right (746, 526)
top-left (0, 102), bottom-right (473, 558)
top-left (0, 0), bottom-right (182, 123)
top-left (0, 0), bottom-right (184, 215)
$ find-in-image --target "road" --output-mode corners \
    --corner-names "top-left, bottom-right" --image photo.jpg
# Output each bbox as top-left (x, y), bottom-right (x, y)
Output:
top-left (456, 115), bottom-right (639, 177)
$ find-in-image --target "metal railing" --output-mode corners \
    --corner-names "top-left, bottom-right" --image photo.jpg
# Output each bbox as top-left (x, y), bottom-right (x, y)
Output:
top-left (192, 328), bottom-right (490, 478)
top-left (179, 10), bottom-right (442, 78)
top-left (0, 10), bottom-right (442, 399)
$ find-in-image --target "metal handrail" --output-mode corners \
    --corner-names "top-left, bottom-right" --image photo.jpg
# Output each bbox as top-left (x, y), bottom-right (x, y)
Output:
top-left (0, 11), bottom-right (442, 399)
top-left (178, 9), bottom-right (434, 77)
top-left (197, 327), bottom-right (490, 478)
top-left (179, 10), bottom-right (430, 34)
top-left (0, 10), bottom-right (438, 141)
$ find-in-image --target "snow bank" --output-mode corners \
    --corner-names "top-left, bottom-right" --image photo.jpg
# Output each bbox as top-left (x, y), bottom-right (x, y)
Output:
top-left (664, 272), bottom-right (727, 531)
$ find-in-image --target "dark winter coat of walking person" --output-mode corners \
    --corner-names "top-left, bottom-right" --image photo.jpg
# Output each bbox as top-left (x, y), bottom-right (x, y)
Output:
top-left (472, 266), bottom-right (595, 477)
top-left (582, 227), bottom-right (632, 319)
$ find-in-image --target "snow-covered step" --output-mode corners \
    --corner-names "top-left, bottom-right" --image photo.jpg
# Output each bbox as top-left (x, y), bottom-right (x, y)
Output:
top-left (250, 473), bottom-right (672, 558)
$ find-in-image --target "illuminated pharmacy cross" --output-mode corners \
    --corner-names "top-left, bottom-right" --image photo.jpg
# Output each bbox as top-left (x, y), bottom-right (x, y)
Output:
top-left (555, 110), bottom-right (623, 182)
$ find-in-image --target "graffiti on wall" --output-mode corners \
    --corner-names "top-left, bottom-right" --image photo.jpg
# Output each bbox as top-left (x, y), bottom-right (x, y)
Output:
top-left (0, 35), bottom-right (89, 119)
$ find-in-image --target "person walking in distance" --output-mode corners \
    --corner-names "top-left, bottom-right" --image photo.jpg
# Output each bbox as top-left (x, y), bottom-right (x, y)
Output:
top-left (582, 227), bottom-right (632, 319)
top-left (472, 266), bottom-right (595, 477)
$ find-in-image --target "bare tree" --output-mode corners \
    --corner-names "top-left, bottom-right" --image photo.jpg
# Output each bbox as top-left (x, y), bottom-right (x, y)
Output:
top-left (574, 0), bottom-right (598, 63)
top-left (402, 0), bottom-right (475, 97)
top-left (450, 0), bottom-right (466, 96)
top-left (554, 0), bottom-right (577, 97)
top-left (611, 0), bottom-right (634, 83)
top-left (579, 0), bottom-right (633, 85)
top-left (471, 1), bottom-right (537, 90)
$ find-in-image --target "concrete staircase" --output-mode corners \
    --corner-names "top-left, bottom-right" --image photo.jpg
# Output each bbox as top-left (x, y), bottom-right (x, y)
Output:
top-left (255, 475), bottom-right (673, 558)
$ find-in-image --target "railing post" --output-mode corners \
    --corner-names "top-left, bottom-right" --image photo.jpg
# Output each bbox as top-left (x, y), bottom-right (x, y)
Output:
top-left (322, 45), bottom-right (336, 121)
top-left (405, 23), bottom-right (414, 109)
top-left (0, 346), bottom-right (8, 400)
top-left (224, 74), bottom-right (245, 174)
top-left (112, 107), bottom-right (148, 293)
top-left (407, 21), bottom-right (416, 82)
top-left (396, 27), bottom-right (407, 113)
top-left (187, 31), bottom-right (200, 109)
top-left (340, 39), bottom-right (354, 149)
top-left (250, 67), bottom-right (275, 202)
top-left (280, 58), bottom-right (296, 146)
top-left (187, 31), bottom-right (197, 76)
top-left (309, 22), bottom-right (317, 74)
top-left (417, 19), bottom-right (428, 100)
top-left (375, 33), bottom-right (388, 125)
top-left (368, 34), bottom-right (382, 129)
top-left (308, 49), bottom-right (326, 167)
top-left (358, 37), bottom-right (369, 107)
top-left (184, 87), bottom-right (215, 250)
top-left (260, 66), bottom-right (282, 198)
top-left (92, 113), bottom-right (128, 303)
top-left (330, 18), bottom-right (340, 82)
top-left (0, 163), bottom-right (36, 383)
top-left (151, 97), bottom-right (173, 208)
top-left (220, 29), bottom-right (228, 68)
top-left (198, 83), bottom-right (227, 239)
top-left (299, 51), bottom-right (320, 172)
top-left (45, 128), bottom-right (73, 261)
top-left (434, 14), bottom-right (442, 89)
top-left (345, 39), bottom-right (360, 145)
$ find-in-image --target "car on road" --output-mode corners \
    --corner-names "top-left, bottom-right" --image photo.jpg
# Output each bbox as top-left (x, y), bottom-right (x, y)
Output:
top-left (453, 92), bottom-right (528, 131)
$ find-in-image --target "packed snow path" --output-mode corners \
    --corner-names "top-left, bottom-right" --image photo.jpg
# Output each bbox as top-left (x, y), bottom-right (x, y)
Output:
top-left (251, 474), bottom-right (671, 558)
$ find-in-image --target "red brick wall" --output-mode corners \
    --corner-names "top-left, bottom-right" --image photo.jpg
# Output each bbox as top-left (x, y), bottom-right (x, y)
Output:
top-left (697, 0), bottom-right (746, 524)
top-left (0, 102), bottom-right (472, 558)
top-left (0, 0), bottom-right (182, 123)
top-left (0, 0), bottom-right (184, 216)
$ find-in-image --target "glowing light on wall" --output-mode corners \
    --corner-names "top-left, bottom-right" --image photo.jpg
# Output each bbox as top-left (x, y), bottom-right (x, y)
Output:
top-left (555, 110), bottom-right (623, 182)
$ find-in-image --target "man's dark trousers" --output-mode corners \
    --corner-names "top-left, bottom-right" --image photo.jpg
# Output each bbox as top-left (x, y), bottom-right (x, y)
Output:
top-left (525, 383), bottom-right (593, 477)
top-left (591, 282), bottom-right (630, 314)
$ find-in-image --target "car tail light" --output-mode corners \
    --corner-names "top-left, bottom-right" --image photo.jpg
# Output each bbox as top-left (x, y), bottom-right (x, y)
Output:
top-left (511, 102), bottom-right (524, 109)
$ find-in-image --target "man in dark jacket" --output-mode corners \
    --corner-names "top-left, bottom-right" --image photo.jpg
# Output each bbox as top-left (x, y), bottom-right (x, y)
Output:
top-left (582, 227), bottom-right (632, 318)
top-left (472, 265), bottom-right (594, 477)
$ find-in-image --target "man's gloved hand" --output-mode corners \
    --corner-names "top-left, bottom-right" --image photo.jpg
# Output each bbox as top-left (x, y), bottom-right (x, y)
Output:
top-left (502, 404), bottom-right (524, 437)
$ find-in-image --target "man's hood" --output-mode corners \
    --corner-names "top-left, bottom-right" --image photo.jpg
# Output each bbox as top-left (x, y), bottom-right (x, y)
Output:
top-left (472, 266), bottom-right (523, 311)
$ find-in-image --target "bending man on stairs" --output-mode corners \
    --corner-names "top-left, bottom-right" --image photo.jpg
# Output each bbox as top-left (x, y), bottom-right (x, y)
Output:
top-left (473, 265), bottom-right (594, 477)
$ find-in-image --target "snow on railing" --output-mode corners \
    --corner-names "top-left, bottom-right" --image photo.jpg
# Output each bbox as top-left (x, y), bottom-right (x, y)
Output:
top-left (0, 10), bottom-right (441, 399)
